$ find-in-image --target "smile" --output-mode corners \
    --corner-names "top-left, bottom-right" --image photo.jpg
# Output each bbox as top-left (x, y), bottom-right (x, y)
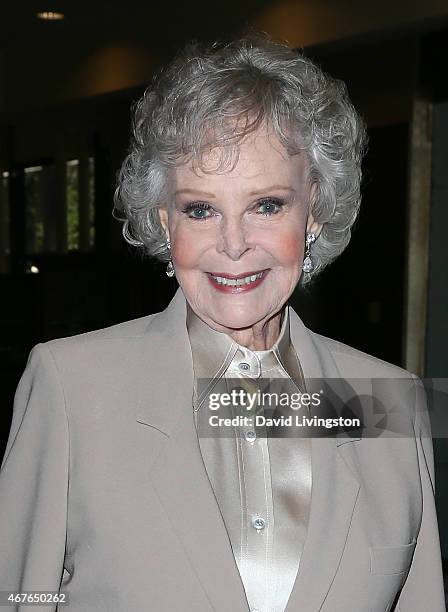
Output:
top-left (207, 270), bottom-right (269, 293)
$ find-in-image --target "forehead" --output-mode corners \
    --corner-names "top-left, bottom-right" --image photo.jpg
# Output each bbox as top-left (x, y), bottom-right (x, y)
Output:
top-left (174, 126), bottom-right (308, 189)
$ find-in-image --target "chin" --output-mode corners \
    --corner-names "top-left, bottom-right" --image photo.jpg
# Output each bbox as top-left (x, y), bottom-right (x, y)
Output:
top-left (208, 307), bottom-right (270, 332)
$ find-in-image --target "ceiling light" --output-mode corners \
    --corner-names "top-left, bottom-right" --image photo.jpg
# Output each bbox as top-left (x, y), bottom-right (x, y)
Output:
top-left (36, 11), bottom-right (65, 21)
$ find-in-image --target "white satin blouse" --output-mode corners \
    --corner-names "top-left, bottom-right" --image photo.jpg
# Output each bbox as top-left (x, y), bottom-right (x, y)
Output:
top-left (186, 304), bottom-right (312, 612)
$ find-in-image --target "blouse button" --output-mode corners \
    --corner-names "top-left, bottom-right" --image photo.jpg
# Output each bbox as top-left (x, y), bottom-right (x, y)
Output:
top-left (245, 430), bottom-right (256, 442)
top-left (239, 362), bottom-right (250, 372)
top-left (252, 516), bottom-right (266, 531)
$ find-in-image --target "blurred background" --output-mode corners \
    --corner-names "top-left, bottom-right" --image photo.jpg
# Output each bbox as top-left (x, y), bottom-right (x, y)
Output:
top-left (0, 0), bottom-right (447, 591)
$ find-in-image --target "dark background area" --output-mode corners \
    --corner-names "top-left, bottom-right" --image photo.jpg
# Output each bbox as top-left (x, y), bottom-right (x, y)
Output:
top-left (0, 0), bottom-right (447, 586)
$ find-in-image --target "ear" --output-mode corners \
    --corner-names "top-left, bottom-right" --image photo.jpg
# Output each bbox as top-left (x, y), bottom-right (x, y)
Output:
top-left (307, 182), bottom-right (323, 237)
top-left (158, 207), bottom-right (170, 239)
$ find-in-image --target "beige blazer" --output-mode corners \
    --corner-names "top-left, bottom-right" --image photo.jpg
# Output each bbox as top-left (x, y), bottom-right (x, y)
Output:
top-left (0, 288), bottom-right (445, 611)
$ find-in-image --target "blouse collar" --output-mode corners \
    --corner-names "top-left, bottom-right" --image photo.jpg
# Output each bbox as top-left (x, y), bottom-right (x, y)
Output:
top-left (186, 302), bottom-right (304, 385)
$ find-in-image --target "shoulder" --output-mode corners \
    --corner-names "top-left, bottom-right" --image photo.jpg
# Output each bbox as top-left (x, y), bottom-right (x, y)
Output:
top-left (311, 330), bottom-right (416, 380)
top-left (55, 311), bottom-right (159, 343)
top-left (311, 332), bottom-right (433, 451)
top-left (18, 310), bottom-right (170, 413)
top-left (29, 310), bottom-right (166, 376)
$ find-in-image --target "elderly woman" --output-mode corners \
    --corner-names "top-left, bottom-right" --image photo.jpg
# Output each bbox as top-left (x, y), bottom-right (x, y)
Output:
top-left (0, 36), bottom-right (445, 612)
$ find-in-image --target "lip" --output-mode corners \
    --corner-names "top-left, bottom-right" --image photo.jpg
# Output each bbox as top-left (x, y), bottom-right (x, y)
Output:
top-left (207, 269), bottom-right (269, 294)
top-left (208, 269), bottom-right (267, 279)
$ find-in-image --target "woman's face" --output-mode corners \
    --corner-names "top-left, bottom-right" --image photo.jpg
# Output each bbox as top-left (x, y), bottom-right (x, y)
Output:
top-left (159, 125), bottom-right (321, 334)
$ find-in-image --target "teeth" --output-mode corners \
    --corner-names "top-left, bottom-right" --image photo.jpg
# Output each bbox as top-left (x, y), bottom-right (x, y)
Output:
top-left (211, 272), bottom-right (264, 286)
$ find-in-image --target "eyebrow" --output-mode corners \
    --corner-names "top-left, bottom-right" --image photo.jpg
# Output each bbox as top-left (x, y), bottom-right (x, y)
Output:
top-left (174, 185), bottom-right (296, 198)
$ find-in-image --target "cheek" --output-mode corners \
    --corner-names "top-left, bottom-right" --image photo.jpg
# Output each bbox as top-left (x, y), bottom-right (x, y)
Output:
top-left (171, 226), bottom-right (205, 270)
top-left (269, 230), bottom-right (304, 266)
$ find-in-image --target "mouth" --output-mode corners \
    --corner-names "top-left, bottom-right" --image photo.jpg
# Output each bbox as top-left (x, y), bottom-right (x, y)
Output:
top-left (207, 269), bottom-right (269, 293)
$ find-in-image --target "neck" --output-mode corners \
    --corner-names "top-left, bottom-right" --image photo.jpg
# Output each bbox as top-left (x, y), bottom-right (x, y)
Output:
top-left (226, 308), bottom-right (284, 350)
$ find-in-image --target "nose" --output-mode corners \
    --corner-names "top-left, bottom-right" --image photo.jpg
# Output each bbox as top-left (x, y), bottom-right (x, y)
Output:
top-left (217, 217), bottom-right (251, 261)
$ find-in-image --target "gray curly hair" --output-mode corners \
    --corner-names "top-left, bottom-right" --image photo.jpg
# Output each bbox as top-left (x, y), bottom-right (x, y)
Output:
top-left (113, 34), bottom-right (368, 284)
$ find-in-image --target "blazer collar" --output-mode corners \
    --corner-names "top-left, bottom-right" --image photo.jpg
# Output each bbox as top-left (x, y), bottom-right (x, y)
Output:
top-left (288, 305), bottom-right (362, 446)
top-left (136, 287), bottom-right (361, 443)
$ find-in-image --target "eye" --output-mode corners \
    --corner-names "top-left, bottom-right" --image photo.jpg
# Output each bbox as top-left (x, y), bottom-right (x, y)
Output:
top-left (256, 198), bottom-right (284, 216)
top-left (182, 202), bottom-right (213, 220)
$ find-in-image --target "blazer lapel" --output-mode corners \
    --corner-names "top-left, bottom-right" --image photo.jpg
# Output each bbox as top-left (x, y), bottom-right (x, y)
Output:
top-left (134, 290), bottom-right (361, 611)
top-left (135, 288), bottom-right (250, 611)
top-left (286, 308), bottom-right (361, 611)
